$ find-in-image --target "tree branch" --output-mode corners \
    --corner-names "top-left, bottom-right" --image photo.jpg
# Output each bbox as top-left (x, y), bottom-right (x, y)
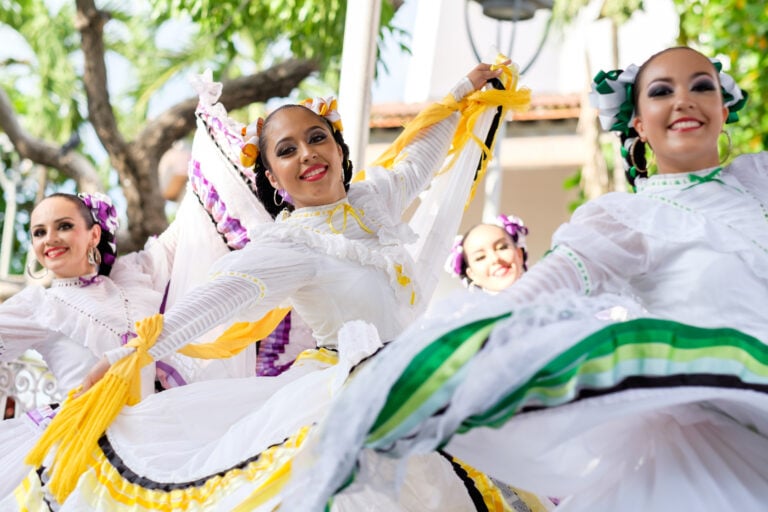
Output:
top-left (75, 0), bottom-right (130, 161)
top-left (135, 58), bottom-right (319, 160)
top-left (0, 86), bottom-right (102, 192)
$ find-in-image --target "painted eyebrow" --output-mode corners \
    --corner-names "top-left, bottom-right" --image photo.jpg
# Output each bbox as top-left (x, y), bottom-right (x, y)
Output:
top-left (646, 71), bottom-right (714, 86)
top-left (31, 216), bottom-right (76, 229)
top-left (468, 237), bottom-right (509, 256)
top-left (274, 124), bottom-right (327, 148)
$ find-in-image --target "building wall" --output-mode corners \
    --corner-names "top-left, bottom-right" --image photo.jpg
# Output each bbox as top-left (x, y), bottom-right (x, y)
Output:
top-left (370, 0), bottom-right (679, 301)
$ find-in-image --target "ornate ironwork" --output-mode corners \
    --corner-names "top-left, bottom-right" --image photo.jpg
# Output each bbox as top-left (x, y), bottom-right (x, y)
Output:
top-left (0, 352), bottom-right (62, 419)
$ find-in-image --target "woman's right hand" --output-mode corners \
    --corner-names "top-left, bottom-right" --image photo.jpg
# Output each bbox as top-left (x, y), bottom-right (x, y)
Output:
top-left (466, 59), bottom-right (510, 91)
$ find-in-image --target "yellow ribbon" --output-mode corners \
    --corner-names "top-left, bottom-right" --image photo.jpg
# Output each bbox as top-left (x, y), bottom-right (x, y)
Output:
top-left (25, 314), bottom-right (164, 503)
top-left (355, 61), bottom-right (531, 210)
top-left (327, 202), bottom-right (374, 234)
top-left (177, 307), bottom-right (291, 359)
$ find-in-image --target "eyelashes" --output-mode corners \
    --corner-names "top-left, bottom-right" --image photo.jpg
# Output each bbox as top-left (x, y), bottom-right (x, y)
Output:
top-left (646, 78), bottom-right (717, 98)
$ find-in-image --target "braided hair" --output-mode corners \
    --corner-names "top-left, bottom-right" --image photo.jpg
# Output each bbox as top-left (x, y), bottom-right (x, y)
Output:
top-left (253, 104), bottom-right (354, 219)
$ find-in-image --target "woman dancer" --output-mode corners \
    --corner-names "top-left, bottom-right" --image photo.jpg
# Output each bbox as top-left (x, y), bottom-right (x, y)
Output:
top-left (445, 213), bottom-right (529, 292)
top-left (0, 192), bottom-right (170, 497)
top-left (283, 46), bottom-right (768, 512)
top-left (10, 59), bottom-right (539, 511)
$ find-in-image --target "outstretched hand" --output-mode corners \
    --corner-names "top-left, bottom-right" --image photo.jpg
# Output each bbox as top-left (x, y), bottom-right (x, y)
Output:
top-left (75, 355), bottom-right (111, 398)
top-left (466, 59), bottom-right (511, 90)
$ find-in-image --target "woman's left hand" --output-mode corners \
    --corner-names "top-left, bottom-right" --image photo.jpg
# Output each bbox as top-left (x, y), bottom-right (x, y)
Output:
top-left (466, 59), bottom-right (510, 90)
top-left (75, 356), bottom-right (112, 397)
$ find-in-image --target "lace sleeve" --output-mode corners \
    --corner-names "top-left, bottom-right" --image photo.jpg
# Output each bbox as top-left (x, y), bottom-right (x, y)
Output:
top-left (147, 243), bottom-right (315, 360)
top-left (0, 288), bottom-right (51, 361)
top-left (499, 196), bottom-right (650, 304)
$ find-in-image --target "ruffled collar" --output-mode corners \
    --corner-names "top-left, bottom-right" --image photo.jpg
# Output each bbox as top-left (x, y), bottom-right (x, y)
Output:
top-left (277, 197), bottom-right (350, 220)
top-left (636, 165), bottom-right (725, 193)
top-left (275, 197), bottom-right (377, 237)
top-left (51, 273), bottom-right (103, 288)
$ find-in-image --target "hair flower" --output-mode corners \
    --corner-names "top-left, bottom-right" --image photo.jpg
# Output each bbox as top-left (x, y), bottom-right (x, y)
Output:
top-left (588, 64), bottom-right (639, 134)
top-left (301, 96), bottom-right (343, 132)
top-left (590, 58), bottom-right (748, 134)
top-left (444, 235), bottom-right (465, 278)
top-left (240, 117), bottom-right (264, 168)
top-left (496, 213), bottom-right (528, 250)
top-left (78, 192), bottom-right (119, 238)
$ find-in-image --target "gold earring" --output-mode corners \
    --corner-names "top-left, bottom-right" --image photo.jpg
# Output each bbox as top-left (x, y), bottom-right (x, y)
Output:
top-left (719, 129), bottom-right (732, 164)
top-left (87, 246), bottom-right (101, 267)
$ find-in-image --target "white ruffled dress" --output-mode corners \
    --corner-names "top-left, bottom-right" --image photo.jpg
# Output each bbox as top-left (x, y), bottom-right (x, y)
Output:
top-left (0, 238), bottom-right (174, 498)
top-left (282, 154), bottom-right (768, 511)
top-left (7, 74), bottom-right (550, 511)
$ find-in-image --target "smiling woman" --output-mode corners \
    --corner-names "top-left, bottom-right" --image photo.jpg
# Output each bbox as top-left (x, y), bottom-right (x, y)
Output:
top-left (6, 59), bottom-right (542, 511)
top-left (279, 46), bottom-right (768, 512)
top-left (445, 213), bottom-right (529, 292)
top-left (29, 195), bottom-right (103, 279)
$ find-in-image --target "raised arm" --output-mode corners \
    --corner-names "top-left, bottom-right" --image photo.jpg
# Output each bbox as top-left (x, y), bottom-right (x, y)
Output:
top-left (364, 62), bottom-right (508, 215)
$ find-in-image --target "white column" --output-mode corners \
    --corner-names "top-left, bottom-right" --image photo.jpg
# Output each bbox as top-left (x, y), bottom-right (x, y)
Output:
top-left (338, 0), bottom-right (382, 170)
top-left (0, 166), bottom-right (17, 279)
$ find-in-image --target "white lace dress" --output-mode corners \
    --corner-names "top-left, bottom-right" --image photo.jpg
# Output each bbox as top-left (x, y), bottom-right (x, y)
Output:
top-left (283, 153), bottom-right (768, 512)
top-left (0, 237), bottom-right (174, 498)
top-left (6, 74), bottom-right (548, 511)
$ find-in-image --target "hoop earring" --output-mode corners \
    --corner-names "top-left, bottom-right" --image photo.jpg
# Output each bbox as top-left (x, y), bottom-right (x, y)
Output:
top-left (628, 138), bottom-right (647, 173)
top-left (719, 129), bottom-right (732, 164)
top-left (26, 259), bottom-right (48, 279)
top-left (88, 246), bottom-right (102, 267)
top-left (273, 188), bottom-right (284, 206)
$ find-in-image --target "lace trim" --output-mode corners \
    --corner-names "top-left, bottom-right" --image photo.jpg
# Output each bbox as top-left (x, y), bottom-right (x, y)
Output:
top-left (552, 245), bottom-right (593, 295)
top-left (208, 270), bottom-right (268, 301)
top-left (189, 159), bottom-right (250, 250)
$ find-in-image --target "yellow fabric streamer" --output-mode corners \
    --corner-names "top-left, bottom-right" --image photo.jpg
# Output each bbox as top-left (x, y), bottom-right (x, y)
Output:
top-left (177, 307), bottom-right (291, 359)
top-left (353, 61), bottom-right (531, 210)
top-left (25, 314), bottom-right (164, 504)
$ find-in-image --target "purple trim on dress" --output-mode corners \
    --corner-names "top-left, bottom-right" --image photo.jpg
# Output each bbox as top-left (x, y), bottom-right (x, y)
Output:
top-left (78, 275), bottom-right (103, 287)
top-left (155, 360), bottom-right (188, 389)
top-left (189, 160), bottom-right (250, 251)
top-left (26, 404), bottom-right (58, 429)
top-left (120, 331), bottom-right (137, 346)
top-left (255, 313), bottom-right (295, 377)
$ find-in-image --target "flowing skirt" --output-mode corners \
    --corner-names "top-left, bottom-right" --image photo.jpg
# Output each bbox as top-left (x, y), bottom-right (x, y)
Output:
top-left (282, 291), bottom-right (768, 511)
top-left (6, 323), bottom-right (551, 511)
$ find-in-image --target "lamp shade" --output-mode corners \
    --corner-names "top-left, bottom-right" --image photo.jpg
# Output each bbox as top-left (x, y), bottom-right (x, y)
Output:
top-left (473, 0), bottom-right (553, 21)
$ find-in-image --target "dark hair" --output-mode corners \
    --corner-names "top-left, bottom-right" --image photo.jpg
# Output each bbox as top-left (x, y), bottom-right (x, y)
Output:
top-left (253, 104), bottom-right (354, 219)
top-left (458, 222), bottom-right (528, 284)
top-left (624, 46), bottom-right (722, 188)
top-left (39, 193), bottom-right (117, 277)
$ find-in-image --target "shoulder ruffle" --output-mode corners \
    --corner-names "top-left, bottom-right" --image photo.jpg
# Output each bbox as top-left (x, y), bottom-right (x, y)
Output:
top-left (348, 171), bottom-right (418, 246)
top-left (251, 221), bottom-right (421, 307)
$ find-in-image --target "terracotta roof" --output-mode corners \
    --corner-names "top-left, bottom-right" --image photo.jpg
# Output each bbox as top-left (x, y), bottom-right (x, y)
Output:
top-left (369, 93), bottom-right (581, 128)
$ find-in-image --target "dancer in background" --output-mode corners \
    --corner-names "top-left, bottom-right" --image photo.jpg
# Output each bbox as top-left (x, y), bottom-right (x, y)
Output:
top-left (445, 213), bottom-right (529, 292)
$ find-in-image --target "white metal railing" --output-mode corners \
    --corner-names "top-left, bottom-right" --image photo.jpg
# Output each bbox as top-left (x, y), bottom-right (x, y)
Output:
top-left (0, 352), bottom-right (62, 419)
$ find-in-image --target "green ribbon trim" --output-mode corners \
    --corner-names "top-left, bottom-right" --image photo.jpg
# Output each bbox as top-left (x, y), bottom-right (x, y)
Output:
top-left (368, 313), bottom-right (510, 442)
top-left (684, 166), bottom-right (724, 190)
top-left (461, 318), bottom-right (768, 430)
